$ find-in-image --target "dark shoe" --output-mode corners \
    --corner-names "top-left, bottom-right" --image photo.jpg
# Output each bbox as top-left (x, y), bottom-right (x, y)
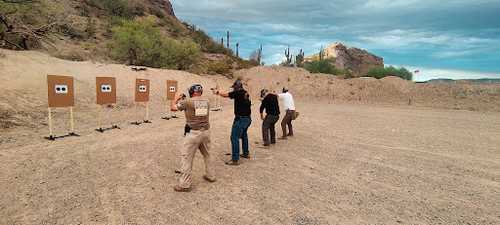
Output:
top-left (287, 133), bottom-right (293, 137)
top-left (270, 142), bottom-right (276, 146)
top-left (225, 160), bottom-right (240, 165)
top-left (174, 185), bottom-right (191, 192)
top-left (278, 136), bottom-right (287, 140)
top-left (203, 175), bottom-right (216, 182)
top-left (241, 154), bottom-right (250, 159)
top-left (258, 145), bottom-right (270, 149)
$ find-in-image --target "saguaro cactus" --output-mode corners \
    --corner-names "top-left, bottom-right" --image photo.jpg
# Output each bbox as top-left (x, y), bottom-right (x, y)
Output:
top-left (285, 45), bottom-right (292, 66)
top-left (236, 43), bottom-right (239, 57)
top-left (319, 46), bottom-right (324, 62)
top-left (257, 45), bottom-right (263, 65)
top-left (226, 31), bottom-right (230, 54)
top-left (295, 49), bottom-right (305, 67)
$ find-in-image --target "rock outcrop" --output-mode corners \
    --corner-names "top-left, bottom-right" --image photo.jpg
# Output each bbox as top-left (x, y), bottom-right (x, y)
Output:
top-left (145, 0), bottom-right (177, 20)
top-left (305, 42), bottom-right (384, 76)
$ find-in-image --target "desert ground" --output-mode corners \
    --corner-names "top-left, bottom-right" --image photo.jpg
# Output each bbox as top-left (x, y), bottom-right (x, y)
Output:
top-left (1, 50), bottom-right (499, 224)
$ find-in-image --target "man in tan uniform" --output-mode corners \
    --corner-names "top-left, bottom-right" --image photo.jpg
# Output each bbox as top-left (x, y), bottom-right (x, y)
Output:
top-left (171, 84), bottom-right (215, 192)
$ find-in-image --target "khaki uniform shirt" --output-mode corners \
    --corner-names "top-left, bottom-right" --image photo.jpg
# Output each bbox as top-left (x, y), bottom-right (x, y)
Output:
top-left (178, 96), bottom-right (210, 129)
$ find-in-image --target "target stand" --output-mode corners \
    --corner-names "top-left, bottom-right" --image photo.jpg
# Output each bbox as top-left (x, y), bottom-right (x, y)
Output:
top-left (45, 75), bottom-right (79, 140)
top-left (162, 80), bottom-right (180, 120)
top-left (132, 78), bottom-right (151, 125)
top-left (211, 83), bottom-right (221, 111)
top-left (95, 104), bottom-right (121, 132)
top-left (95, 77), bottom-right (120, 132)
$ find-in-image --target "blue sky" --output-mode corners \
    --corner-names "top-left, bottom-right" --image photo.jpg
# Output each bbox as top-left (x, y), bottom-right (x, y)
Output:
top-left (170, 0), bottom-right (500, 81)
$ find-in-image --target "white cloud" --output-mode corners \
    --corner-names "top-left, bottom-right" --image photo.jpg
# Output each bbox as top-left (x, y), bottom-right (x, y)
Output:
top-left (172, 0), bottom-right (500, 76)
top-left (363, 0), bottom-right (419, 9)
top-left (432, 50), bottom-right (474, 58)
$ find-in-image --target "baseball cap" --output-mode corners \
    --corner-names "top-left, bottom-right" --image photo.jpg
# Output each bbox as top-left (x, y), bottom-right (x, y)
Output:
top-left (230, 81), bottom-right (243, 89)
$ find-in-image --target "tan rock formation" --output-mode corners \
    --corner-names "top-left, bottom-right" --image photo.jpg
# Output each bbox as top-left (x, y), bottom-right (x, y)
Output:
top-left (305, 42), bottom-right (384, 76)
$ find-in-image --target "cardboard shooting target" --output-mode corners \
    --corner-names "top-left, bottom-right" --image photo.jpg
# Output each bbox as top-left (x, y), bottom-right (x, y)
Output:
top-left (135, 78), bottom-right (150, 102)
top-left (96, 77), bottom-right (116, 104)
top-left (167, 80), bottom-right (178, 100)
top-left (47, 75), bottom-right (74, 107)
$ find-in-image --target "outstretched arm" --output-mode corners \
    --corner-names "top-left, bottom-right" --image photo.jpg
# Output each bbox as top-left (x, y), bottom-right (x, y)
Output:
top-left (170, 92), bottom-right (183, 111)
top-left (213, 89), bottom-right (230, 98)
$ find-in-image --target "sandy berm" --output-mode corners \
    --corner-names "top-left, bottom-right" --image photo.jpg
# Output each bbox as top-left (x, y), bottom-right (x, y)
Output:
top-left (0, 50), bottom-right (499, 224)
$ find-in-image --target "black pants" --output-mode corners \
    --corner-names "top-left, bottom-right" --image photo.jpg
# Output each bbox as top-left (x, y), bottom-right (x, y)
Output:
top-left (262, 114), bottom-right (279, 146)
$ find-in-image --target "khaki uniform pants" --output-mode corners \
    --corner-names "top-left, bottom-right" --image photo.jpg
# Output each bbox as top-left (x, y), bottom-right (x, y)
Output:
top-left (179, 129), bottom-right (214, 188)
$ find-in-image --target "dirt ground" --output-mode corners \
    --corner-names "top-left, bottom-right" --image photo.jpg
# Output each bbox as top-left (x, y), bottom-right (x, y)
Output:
top-left (0, 50), bottom-right (499, 224)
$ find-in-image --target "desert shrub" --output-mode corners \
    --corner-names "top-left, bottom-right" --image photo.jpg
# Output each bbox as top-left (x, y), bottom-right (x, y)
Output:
top-left (85, 17), bottom-right (96, 38)
top-left (80, 3), bottom-right (92, 17)
top-left (171, 38), bottom-right (202, 70)
top-left (59, 25), bottom-right (86, 39)
top-left (154, 9), bottom-right (165, 19)
top-left (110, 17), bottom-right (201, 69)
top-left (133, 2), bottom-right (147, 16)
top-left (249, 49), bottom-right (264, 66)
top-left (304, 59), bottom-right (339, 74)
top-left (101, 0), bottom-right (134, 19)
top-left (235, 57), bottom-right (252, 69)
top-left (363, 66), bottom-right (413, 80)
top-left (363, 66), bottom-right (386, 79)
top-left (0, 1), bottom-right (55, 49)
top-left (207, 59), bottom-right (231, 76)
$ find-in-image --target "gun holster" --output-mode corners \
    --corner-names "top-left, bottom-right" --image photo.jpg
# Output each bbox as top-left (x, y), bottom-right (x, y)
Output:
top-left (184, 124), bottom-right (191, 136)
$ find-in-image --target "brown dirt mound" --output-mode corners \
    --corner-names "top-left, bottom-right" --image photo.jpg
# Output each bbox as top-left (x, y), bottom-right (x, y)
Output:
top-left (236, 66), bottom-right (500, 111)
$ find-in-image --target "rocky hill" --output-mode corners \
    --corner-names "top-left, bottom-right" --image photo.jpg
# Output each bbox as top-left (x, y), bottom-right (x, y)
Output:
top-left (305, 42), bottom-right (384, 76)
top-left (0, 0), bottom-right (248, 75)
top-left (143, 0), bottom-right (177, 18)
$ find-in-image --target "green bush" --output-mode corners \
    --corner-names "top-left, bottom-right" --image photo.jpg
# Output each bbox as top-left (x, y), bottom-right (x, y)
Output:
top-left (102, 0), bottom-right (134, 19)
top-left (363, 66), bottom-right (413, 80)
top-left (154, 9), bottom-right (165, 19)
top-left (304, 59), bottom-right (339, 74)
top-left (133, 2), bottom-right (147, 16)
top-left (207, 59), bottom-right (231, 76)
top-left (110, 17), bottom-right (202, 69)
top-left (303, 58), bottom-right (356, 78)
top-left (171, 38), bottom-right (202, 70)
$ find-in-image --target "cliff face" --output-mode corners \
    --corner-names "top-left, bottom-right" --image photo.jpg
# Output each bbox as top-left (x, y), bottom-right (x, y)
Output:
top-left (145, 0), bottom-right (177, 19)
top-left (306, 42), bottom-right (384, 76)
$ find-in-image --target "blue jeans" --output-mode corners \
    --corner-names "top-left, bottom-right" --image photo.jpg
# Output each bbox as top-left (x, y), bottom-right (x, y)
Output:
top-left (230, 117), bottom-right (252, 161)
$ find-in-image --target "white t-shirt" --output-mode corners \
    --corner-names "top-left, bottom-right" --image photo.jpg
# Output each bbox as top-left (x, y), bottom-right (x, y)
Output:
top-left (278, 92), bottom-right (295, 110)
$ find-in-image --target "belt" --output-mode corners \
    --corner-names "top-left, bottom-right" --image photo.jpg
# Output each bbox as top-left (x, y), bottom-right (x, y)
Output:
top-left (286, 110), bottom-right (295, 112)
top-left (237, 116), bottom-right (251, 118)
top-left (189, 124), bottom-right (210, 130)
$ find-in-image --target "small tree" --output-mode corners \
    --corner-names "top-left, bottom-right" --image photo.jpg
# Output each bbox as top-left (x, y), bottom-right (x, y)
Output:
top-left (249, 48), bottom-right (265, 66)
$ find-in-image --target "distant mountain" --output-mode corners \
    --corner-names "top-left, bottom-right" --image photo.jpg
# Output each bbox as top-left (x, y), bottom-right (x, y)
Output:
top-left (304, 42), bottom-right (384, 76)
top-left (427, 78), bottom-right (500, 83)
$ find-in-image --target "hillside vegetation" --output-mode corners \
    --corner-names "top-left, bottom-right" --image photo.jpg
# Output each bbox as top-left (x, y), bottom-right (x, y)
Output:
top-left (0, 0), bottom-right (250, 76)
